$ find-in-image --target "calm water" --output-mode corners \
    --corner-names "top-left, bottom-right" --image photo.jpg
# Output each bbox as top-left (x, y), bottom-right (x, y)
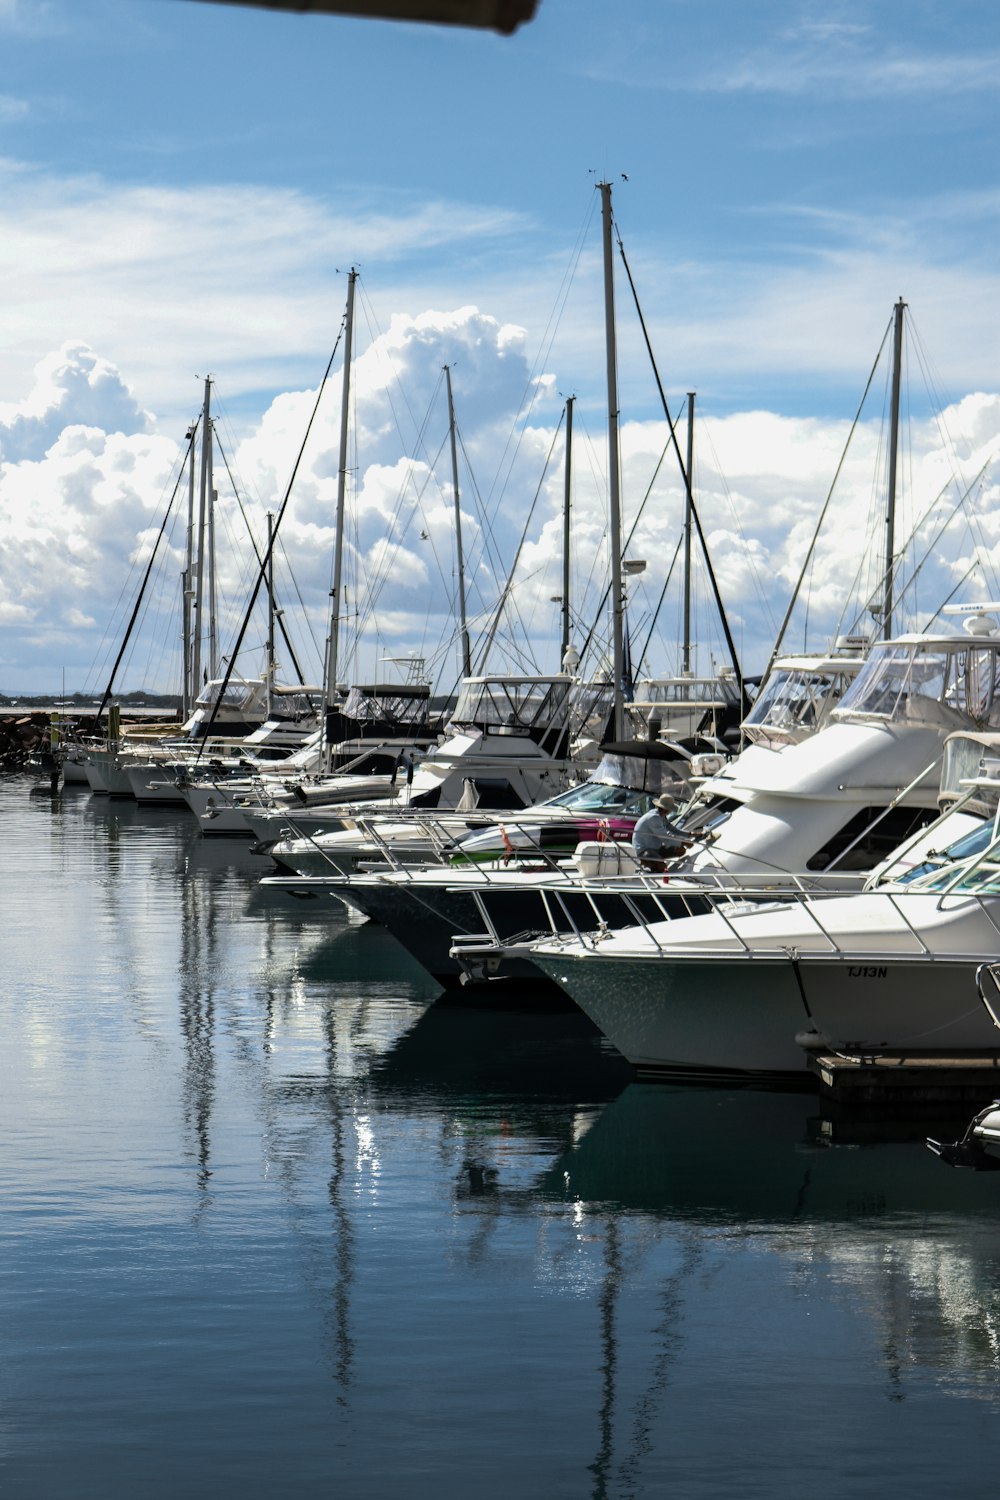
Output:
top-left (2, 779), bottom-right (1000, 1497)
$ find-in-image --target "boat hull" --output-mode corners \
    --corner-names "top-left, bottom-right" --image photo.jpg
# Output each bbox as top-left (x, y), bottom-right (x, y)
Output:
top-left (530, 947), bottom-right (1000, 1079)
top-left (322, 874), bottom-right (709, 988)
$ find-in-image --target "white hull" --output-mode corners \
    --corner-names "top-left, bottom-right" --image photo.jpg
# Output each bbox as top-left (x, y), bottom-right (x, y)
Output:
top-left (60, 754), bottom-right (90, 786)
top-left (83, 750), bottom-right (134, 797)
top-left (122, 762), bottom-right (189, 805)
top-left (530, 889), bottom-right (1000, 1077)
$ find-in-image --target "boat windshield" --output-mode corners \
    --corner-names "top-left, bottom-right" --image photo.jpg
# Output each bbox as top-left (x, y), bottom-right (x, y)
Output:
top-left (895, 819), bottom-right (999, 885)
top-left (630, 676), bottom-right (740, 707)
top-left (906, 856), bottom-right (1000, 895)
top-left (193, 678), bottom-right (262, 711)
top-left (542, 780), bottom-right (653, 816)
top-left (835, 641), bottom-right (1000, 728)
top-left (742, 667), bottom-right (855, 744)
top-left (450, 678), bottom-right (570, 730)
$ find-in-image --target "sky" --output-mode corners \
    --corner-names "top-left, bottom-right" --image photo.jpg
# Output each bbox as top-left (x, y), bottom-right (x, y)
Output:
top-left (2, 0), bottom-right (1000, 699)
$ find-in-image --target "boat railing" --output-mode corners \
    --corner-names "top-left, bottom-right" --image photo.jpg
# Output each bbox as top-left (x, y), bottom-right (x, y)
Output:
top-left (449, 876), bottom-right (958, 978)
top-left (976, 962), bottom-right (1000, 1031)
top-left (494, 877), bottom-right (1000, 963)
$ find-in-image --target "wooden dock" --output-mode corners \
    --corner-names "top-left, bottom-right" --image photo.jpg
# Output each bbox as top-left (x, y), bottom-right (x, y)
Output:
top-left (809, 1051), bottom-right (1000, 1104)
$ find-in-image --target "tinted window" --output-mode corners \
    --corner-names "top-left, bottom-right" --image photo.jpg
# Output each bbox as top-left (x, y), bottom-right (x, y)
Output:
top-left (806, 806), bottom-right (935, 871)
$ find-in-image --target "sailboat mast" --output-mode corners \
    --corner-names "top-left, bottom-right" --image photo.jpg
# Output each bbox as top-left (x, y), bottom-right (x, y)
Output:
top-left (208, 473), bottom-right (218, 680)
top-left (191, 376), bottom-right (212, 695)
top-left (266, 511), bottom-right (275, 720)
top-left (883, 297), bottom-right (906, 640)
top-left (324, 268), bottom-right (357, 768)
top-left (599, 181), bottom-right (626, 741)
top-left (444, 364), bottom-right (472, 680)
top-left (683, 392), bottom-right (694, 674)
top-left (182, 421), bottom-right (197, 718)
top-left (561, 395), bottom-right (574, 667)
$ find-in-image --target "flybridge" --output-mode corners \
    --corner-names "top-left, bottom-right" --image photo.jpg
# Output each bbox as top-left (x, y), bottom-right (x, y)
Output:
top-left (448, 676), bottom-right (572, 732)
top-left (834, 634), bottom-right (1000, 731)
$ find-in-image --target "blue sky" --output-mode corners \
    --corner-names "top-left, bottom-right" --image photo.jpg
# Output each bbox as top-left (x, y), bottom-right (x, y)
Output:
top-left (2, 0), bottom-right (1000, 695)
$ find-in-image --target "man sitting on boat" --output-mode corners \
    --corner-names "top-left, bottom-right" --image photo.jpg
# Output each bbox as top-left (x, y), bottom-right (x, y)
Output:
top-left (631, 793), bottom-right (689, 870)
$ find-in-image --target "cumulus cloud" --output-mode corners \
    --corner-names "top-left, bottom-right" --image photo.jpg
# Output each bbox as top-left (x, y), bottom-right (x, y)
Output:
top-left (2, 299), bottom-right (1000, 697)
top-left (5, 153), bottom-right (1000, 453)
top-left (0, 342), bottom-right (151, 462)
top-left (0, 158), bottom-right (532, 434)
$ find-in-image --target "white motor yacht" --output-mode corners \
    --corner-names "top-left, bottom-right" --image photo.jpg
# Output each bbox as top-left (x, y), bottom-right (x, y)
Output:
top-left (281, 627), bottom-right (1000, 992)
top-left (668, 622), bottom-right (1000, 881)
top-left (525, 749), bottom-right (1000, 1080)
top-left (202, 673), bottom-right (581, 837)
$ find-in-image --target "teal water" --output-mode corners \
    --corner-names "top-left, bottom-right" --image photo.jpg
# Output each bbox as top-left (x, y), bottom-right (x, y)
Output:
top-left (1, 779), bottom-right (1000, 1497)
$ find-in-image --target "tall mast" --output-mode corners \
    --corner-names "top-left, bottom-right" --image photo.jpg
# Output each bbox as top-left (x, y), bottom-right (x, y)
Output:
top-left (599, 180), bottom-right (626, 741)
top-left (265, 511), bottom-right (275, 719)
top-left (208, 475), bottom-right (218, 680)
top-left (683, 391), bottom-right (694, 674)
top-left (883, 297), bottom-right (905, 640)
top-left (445, 363), bottom-right (471, 679)
top-left (182, 421), bottom-right (197, 717)
top-left (191, 376), bottom-right (212, 694)
top-left (561, 395), bottom-right (575, 668)
top-left (324, 268), bottom-right (357, 769)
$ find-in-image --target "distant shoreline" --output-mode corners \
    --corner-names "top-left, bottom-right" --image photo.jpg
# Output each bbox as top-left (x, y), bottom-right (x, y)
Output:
top-left (0, 697), bottom-right (180, 714)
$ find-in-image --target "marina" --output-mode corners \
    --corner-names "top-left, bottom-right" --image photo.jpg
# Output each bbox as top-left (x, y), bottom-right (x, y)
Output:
top-left (5, 774), bottom-right (1000, 1494)
top-left (5, 4), bottom-right (1000, 1493)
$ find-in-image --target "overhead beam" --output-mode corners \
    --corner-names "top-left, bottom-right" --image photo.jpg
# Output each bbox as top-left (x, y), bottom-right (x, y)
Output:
top-left (182, 0), bottom-right (538, 34)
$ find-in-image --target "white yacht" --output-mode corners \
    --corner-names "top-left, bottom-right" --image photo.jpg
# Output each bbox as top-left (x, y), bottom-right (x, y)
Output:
top-left (525, 744), bottom-right (1000, 1080)
top-left (262, 735), bottom-right (693, 877)
top-left (190, 673), bottom-right (580, 836)
top-left (624, 667), bottom-right (743, 745)
top-left (280, 625), bottom-right (1000, 992)
top-left (668, 622), bottom-right (1000, 880)
top-left (738, 643), bottom-right (866, 748)
top-left (81, 677), bottom-right (321, 799)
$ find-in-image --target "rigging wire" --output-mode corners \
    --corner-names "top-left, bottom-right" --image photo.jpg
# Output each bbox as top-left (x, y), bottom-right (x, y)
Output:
top-left (765, 312), bottom-right (893, 673)
top-left (95, 429), bottom-right (195, 723)
top-left (480, 192), bottom-right (598, 520)
top-left (194, 320), bottom-right (345, 754)
top-left (613, 217), bottom-right (746, 701)
top-left (475, 408), bottom-right (566, 672)
top-left (213, 432), bottom-right (314, 691)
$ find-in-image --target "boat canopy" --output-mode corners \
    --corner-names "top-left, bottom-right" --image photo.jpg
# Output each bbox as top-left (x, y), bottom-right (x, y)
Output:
top-left (449, 675), bottom-right (571, 731)
top-left (742, 655), bottom-right (864, 745)
top-left (834, 636), bottom-right (1000, 730)
top-left (629, 673), bottom-right (740, 708)
top-left (340, 682), bottom-right (432, 724)
top-left (194, 676), bottom-right (265, 711)
top-left (583, 744), bottom-right (690, 798)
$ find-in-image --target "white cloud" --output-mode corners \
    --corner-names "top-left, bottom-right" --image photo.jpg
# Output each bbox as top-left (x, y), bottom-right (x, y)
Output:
top-left (705, 44), bottom-right (1000, 99)
top-left (2, 151), bottom-right (1000, 455)
top-left (0, 342), bottom-right (151, 461)
top-left (1, 204), bottom-right (1000, 692)
top-left (579, 8), bottom-right (1000, 102)
top-left (0, 0), bottom-right (61, 36)
top-left (0, 158), bottom-right (531, 433)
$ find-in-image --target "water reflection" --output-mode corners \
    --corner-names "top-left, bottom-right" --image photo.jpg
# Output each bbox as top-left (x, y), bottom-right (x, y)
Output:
top-left (543, 1083), bottom-right (1000, 1413)
top-left (8, 780), bottom-right (1000, 1497)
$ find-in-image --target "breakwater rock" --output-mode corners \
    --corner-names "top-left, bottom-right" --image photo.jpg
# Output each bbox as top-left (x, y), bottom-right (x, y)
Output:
top-left (0, 714), bottom-right (55, 771)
